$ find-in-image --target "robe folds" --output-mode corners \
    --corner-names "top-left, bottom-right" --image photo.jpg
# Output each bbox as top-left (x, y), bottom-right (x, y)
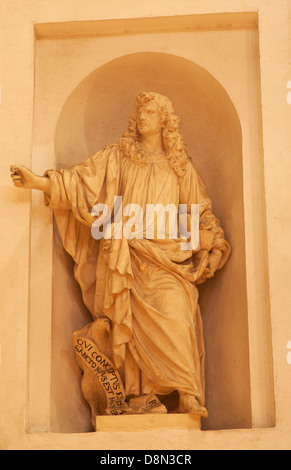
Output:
top-left (44, 144), bottom-right (230, 405)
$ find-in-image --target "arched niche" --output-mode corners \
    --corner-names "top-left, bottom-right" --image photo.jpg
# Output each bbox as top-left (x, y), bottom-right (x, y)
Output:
top-left (51, 52), bottom-right (250, 432)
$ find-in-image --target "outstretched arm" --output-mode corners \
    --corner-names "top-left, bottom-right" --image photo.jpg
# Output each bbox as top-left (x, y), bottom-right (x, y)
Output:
top-left (10, 165), bottom-right (51, 194)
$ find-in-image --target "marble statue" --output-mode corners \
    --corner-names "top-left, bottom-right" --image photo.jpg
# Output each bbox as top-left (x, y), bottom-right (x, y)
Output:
top-left (10, 91), bottom-right (230, 429)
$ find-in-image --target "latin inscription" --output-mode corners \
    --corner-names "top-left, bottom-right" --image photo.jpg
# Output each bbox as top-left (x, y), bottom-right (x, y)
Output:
top-left (73, 336), bottom-right (129, 415)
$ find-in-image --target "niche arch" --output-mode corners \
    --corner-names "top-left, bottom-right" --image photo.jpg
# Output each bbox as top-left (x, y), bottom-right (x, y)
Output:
top-left (51, 52), bottom-right (250, 432)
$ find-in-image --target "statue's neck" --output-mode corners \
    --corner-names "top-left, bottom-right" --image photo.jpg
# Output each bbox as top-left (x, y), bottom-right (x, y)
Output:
top-left (138, 133), bottom-right (165, 155)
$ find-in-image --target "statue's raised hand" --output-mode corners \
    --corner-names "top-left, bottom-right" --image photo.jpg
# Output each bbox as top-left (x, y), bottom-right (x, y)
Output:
top-left (10, 165), bottom-right (51, 193)
top-left (10, 165), bottom-right (38, 189)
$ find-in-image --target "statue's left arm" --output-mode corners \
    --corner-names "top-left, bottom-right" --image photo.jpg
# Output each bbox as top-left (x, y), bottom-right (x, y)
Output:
top-left (179, 160), bottom-right (231, 283)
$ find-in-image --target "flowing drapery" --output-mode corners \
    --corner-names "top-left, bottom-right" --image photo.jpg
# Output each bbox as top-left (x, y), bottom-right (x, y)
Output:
top-left (44, 144), bottom-right (230, 405)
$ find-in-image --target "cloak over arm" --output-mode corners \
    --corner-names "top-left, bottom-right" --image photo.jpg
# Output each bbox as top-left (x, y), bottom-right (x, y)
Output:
top-left (42, 144), bottom-right (121, 315)
top-left (179, 160), bottom-right (231, 284)
top-left (43, 145), bottom-right (119, 226)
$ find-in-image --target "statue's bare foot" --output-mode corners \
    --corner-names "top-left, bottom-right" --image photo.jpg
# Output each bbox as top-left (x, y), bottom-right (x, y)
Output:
top-left (178, 394), bottom-right (208, 417)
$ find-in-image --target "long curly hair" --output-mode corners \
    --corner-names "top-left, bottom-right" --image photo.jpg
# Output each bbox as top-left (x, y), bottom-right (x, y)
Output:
top-left (118, 92), bottom-right (189, 181)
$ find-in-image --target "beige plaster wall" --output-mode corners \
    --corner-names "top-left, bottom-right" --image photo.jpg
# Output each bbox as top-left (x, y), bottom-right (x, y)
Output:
top-left (0, 0), bottom-right (291, 450)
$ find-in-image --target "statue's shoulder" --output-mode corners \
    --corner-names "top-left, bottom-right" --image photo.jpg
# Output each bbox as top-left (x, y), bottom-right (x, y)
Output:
top-left (91, 143), bottom-right (120, 160)
top-left (103, 143), bottom-right (119, 152)
top-left (99, 143), bottom-right (119, 155)
top-left (182, 157), bottom-right (198, 178)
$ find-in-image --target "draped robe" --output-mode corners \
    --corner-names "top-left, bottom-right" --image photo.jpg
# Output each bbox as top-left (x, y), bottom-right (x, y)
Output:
top-left (44, 143), bottom-right (230, 407)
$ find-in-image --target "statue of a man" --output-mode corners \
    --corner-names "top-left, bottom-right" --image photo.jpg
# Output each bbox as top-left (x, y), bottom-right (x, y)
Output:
top-left (10, 92), bottom-right (230, 426)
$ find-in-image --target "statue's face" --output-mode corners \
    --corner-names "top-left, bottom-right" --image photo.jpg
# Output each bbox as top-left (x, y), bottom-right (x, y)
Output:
top-left (137, 101), bottom-right (162, 137)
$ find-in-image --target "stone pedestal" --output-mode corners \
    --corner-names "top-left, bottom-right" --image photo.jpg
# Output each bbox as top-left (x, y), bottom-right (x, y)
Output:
top-left (96, 413), bottom-right (201, 432)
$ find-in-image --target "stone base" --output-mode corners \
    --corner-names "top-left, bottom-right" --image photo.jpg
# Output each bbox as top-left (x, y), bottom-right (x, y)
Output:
top-left (96, 413), bottom-right (201, 432)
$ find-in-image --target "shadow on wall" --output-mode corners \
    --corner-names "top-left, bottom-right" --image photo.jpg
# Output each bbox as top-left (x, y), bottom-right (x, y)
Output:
top-left (52, 51), bottom-right (250, 432)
